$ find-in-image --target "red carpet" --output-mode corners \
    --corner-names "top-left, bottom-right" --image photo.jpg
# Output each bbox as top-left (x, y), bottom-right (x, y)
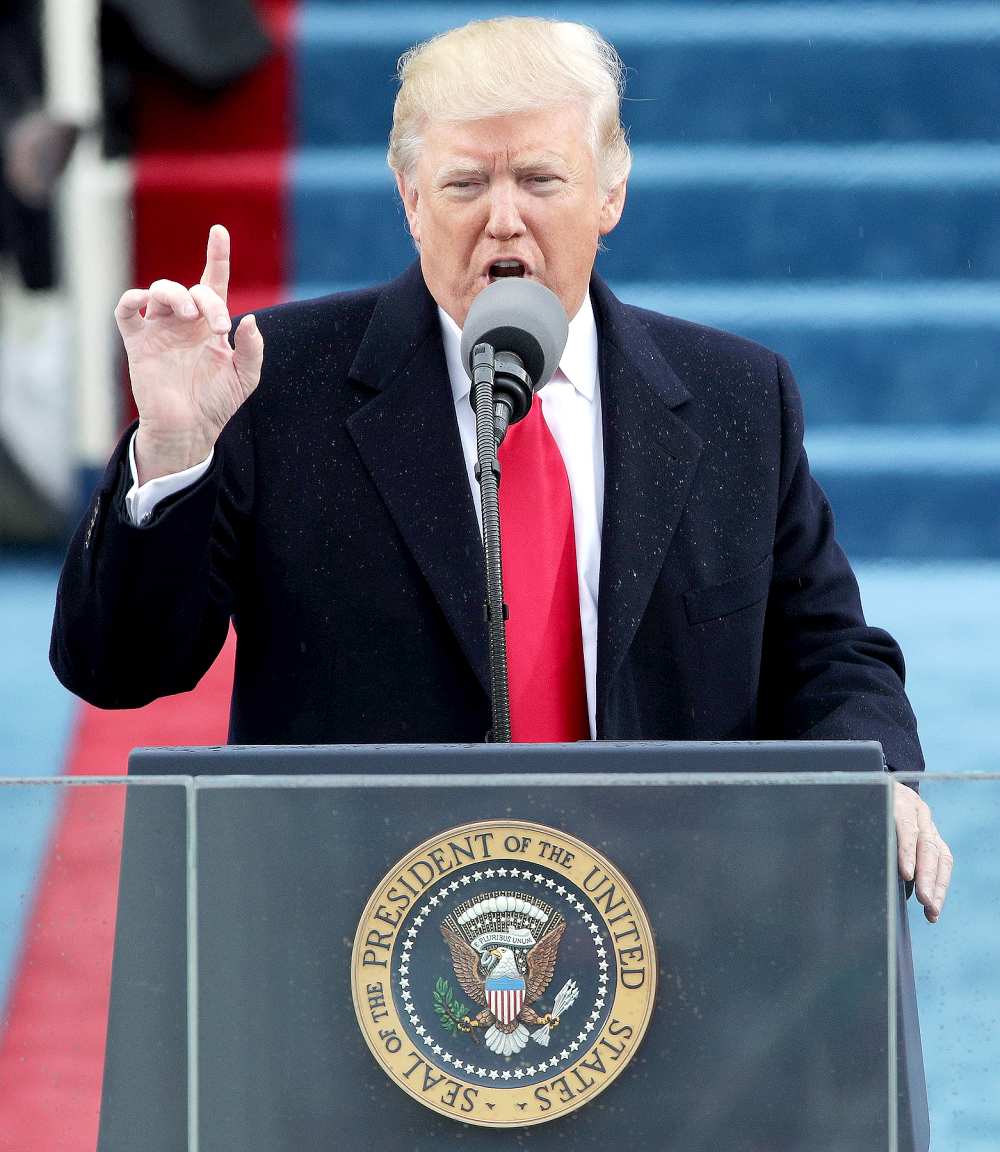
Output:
top-left (0, 637), bottom-right (234, 1151)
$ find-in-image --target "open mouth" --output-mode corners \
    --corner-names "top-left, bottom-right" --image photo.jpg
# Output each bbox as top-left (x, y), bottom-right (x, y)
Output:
top-left (488, 260), bottom-right (527, 281)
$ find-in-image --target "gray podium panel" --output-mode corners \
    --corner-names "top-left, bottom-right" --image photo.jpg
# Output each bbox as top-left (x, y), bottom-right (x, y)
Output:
top-left (104, 742), bottom-right (927, 1152)
top-left (96, 782), bottom-right (190, 1152)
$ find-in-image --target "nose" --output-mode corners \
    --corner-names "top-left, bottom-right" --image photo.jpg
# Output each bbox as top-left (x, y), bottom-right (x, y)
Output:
top-left (485, 180), bottom-right (525, 241)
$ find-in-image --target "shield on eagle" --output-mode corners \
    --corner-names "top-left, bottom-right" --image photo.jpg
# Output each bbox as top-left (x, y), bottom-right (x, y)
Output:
top-left (485, 973), bottom-right (526, 1025)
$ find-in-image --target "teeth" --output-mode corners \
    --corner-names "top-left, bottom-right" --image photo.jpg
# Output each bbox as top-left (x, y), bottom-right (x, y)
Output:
top-left (490, 260), bottom-right (526, 278)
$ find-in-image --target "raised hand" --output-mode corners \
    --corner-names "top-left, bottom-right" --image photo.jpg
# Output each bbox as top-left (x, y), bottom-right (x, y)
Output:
top-left (115, 224), bottom-right (265, 484)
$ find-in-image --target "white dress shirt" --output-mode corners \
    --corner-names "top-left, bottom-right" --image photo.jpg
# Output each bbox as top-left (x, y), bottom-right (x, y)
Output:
top-left (126, 292), bottom-right (605, 736)
top-left (125, 436), bottom-right (215, 526)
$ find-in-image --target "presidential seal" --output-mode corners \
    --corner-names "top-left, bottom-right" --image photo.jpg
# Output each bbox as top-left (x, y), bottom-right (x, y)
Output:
top-left (351, 820), bottom-right (656, 1127)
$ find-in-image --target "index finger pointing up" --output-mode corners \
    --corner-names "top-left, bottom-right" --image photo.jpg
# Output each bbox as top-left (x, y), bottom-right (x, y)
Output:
top-left (200, 223), bottom-right (231, 303)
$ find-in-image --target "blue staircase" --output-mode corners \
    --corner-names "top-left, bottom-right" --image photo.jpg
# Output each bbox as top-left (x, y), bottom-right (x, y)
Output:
top-left (289, 2), bottom-right (1000, 558)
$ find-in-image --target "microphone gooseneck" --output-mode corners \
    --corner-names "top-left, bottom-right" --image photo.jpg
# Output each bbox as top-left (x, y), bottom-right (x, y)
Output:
top-left (460, 278), bottom-right (569, 742)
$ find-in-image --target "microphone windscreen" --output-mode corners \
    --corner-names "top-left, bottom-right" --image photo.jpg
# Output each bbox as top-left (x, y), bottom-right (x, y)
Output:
top-left (460, 279), bottom-right (569, 389)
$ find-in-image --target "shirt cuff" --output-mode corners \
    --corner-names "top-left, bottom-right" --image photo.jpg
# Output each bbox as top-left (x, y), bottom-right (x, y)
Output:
top-left (125, 431), bottom-right (214, 527)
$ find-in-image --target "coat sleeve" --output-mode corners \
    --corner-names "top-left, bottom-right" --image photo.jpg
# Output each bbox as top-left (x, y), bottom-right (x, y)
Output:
top-left (49, 411), bottom-right (253, 710)
top-left (759, 354), bottom-right (924, 772)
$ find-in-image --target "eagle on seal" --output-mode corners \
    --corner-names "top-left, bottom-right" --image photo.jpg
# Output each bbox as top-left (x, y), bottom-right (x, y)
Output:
top-left (440, 921), bottom-right (566, 1056)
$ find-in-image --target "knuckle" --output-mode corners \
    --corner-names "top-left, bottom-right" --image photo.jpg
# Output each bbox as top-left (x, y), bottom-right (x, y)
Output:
top-left (114, 289), bottom-right (146, 319)
top-left (151, 279), bottom-right (186, 300)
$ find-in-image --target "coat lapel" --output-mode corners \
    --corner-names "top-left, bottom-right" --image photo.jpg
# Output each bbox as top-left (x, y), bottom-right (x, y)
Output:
top-left (591, 276), bottom-right (705, 722)
top-left (343, 266), bottom-right (703, 716)
top-left (345, 264), bottom-right (489, 694)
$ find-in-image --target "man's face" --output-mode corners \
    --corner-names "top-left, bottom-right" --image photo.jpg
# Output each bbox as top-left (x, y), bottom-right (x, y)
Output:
top-left (396, 104), bottom-right (627, 327)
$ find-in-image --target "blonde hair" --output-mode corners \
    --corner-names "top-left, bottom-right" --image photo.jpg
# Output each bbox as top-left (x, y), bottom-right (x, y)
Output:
top-left (388, 17), bottom-right (631, 193)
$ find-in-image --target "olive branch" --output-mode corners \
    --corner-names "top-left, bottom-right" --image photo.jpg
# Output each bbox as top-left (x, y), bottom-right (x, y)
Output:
top-left (433, 977), bottom-right (468, 1036)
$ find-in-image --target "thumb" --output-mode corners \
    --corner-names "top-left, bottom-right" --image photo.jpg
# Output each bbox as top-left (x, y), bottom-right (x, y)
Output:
top-left (233, 314), bottom-right (264, 394)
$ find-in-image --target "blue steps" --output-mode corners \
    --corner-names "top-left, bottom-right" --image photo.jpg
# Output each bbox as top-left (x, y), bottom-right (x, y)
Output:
top-left (280, 2), bottom-right (1000, 557)
top-left (617, 283), bottom-right (1000, 426)
top-left (808, 430), bottom-right (1000, 559)
top-left (298, 6), bottom-right (1000, 146)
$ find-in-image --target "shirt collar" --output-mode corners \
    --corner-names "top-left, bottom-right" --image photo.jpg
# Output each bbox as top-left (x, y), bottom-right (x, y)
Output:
top-left (439, 288), bottom-right (598, 405)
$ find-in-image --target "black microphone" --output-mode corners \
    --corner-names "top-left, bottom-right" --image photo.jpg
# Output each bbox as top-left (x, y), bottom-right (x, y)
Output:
top-left (460, 278), bottom-right (569, 443)
top-left (459, 277), bottom-right (570, 741)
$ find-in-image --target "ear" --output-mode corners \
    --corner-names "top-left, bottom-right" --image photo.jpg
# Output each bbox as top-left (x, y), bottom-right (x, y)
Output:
top-left (395, 170), bottom-right (421, 247)
top-left (598, 179), bottom-right (627, 237)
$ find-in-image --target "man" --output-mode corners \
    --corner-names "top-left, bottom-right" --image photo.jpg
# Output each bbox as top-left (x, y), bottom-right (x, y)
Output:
top-left (50, 18), bottom-right (952, 919)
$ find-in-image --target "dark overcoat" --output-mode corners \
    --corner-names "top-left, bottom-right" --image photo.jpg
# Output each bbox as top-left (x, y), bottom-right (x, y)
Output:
top-left (50, 262), bottom-right (923, 768)
top-left (52, 263), bottom-right (929, 1151)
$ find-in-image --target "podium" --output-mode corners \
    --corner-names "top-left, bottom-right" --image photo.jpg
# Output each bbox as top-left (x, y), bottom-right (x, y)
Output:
top-left (100, 742), bottom-right (928, 1151)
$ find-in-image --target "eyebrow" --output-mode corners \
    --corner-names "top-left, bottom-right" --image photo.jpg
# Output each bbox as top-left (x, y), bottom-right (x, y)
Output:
top-left (433, 160), bottom-right (489, 183)
top-left (433, 152), bottom-right (571, 184)
top-left (511, 152), bottom-right (570, 173)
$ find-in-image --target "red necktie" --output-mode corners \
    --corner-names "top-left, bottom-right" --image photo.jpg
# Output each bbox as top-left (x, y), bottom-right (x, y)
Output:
top-left (499, 394), bottom-right (590, 742)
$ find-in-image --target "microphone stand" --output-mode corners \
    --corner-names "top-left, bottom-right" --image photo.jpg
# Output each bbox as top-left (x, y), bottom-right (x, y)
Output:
top-left (471, 342), bottom-right (512, 743)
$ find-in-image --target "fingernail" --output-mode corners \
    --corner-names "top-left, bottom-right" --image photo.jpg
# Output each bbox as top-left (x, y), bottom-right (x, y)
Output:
top-left (183, 302), bottom-right (198, 318)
